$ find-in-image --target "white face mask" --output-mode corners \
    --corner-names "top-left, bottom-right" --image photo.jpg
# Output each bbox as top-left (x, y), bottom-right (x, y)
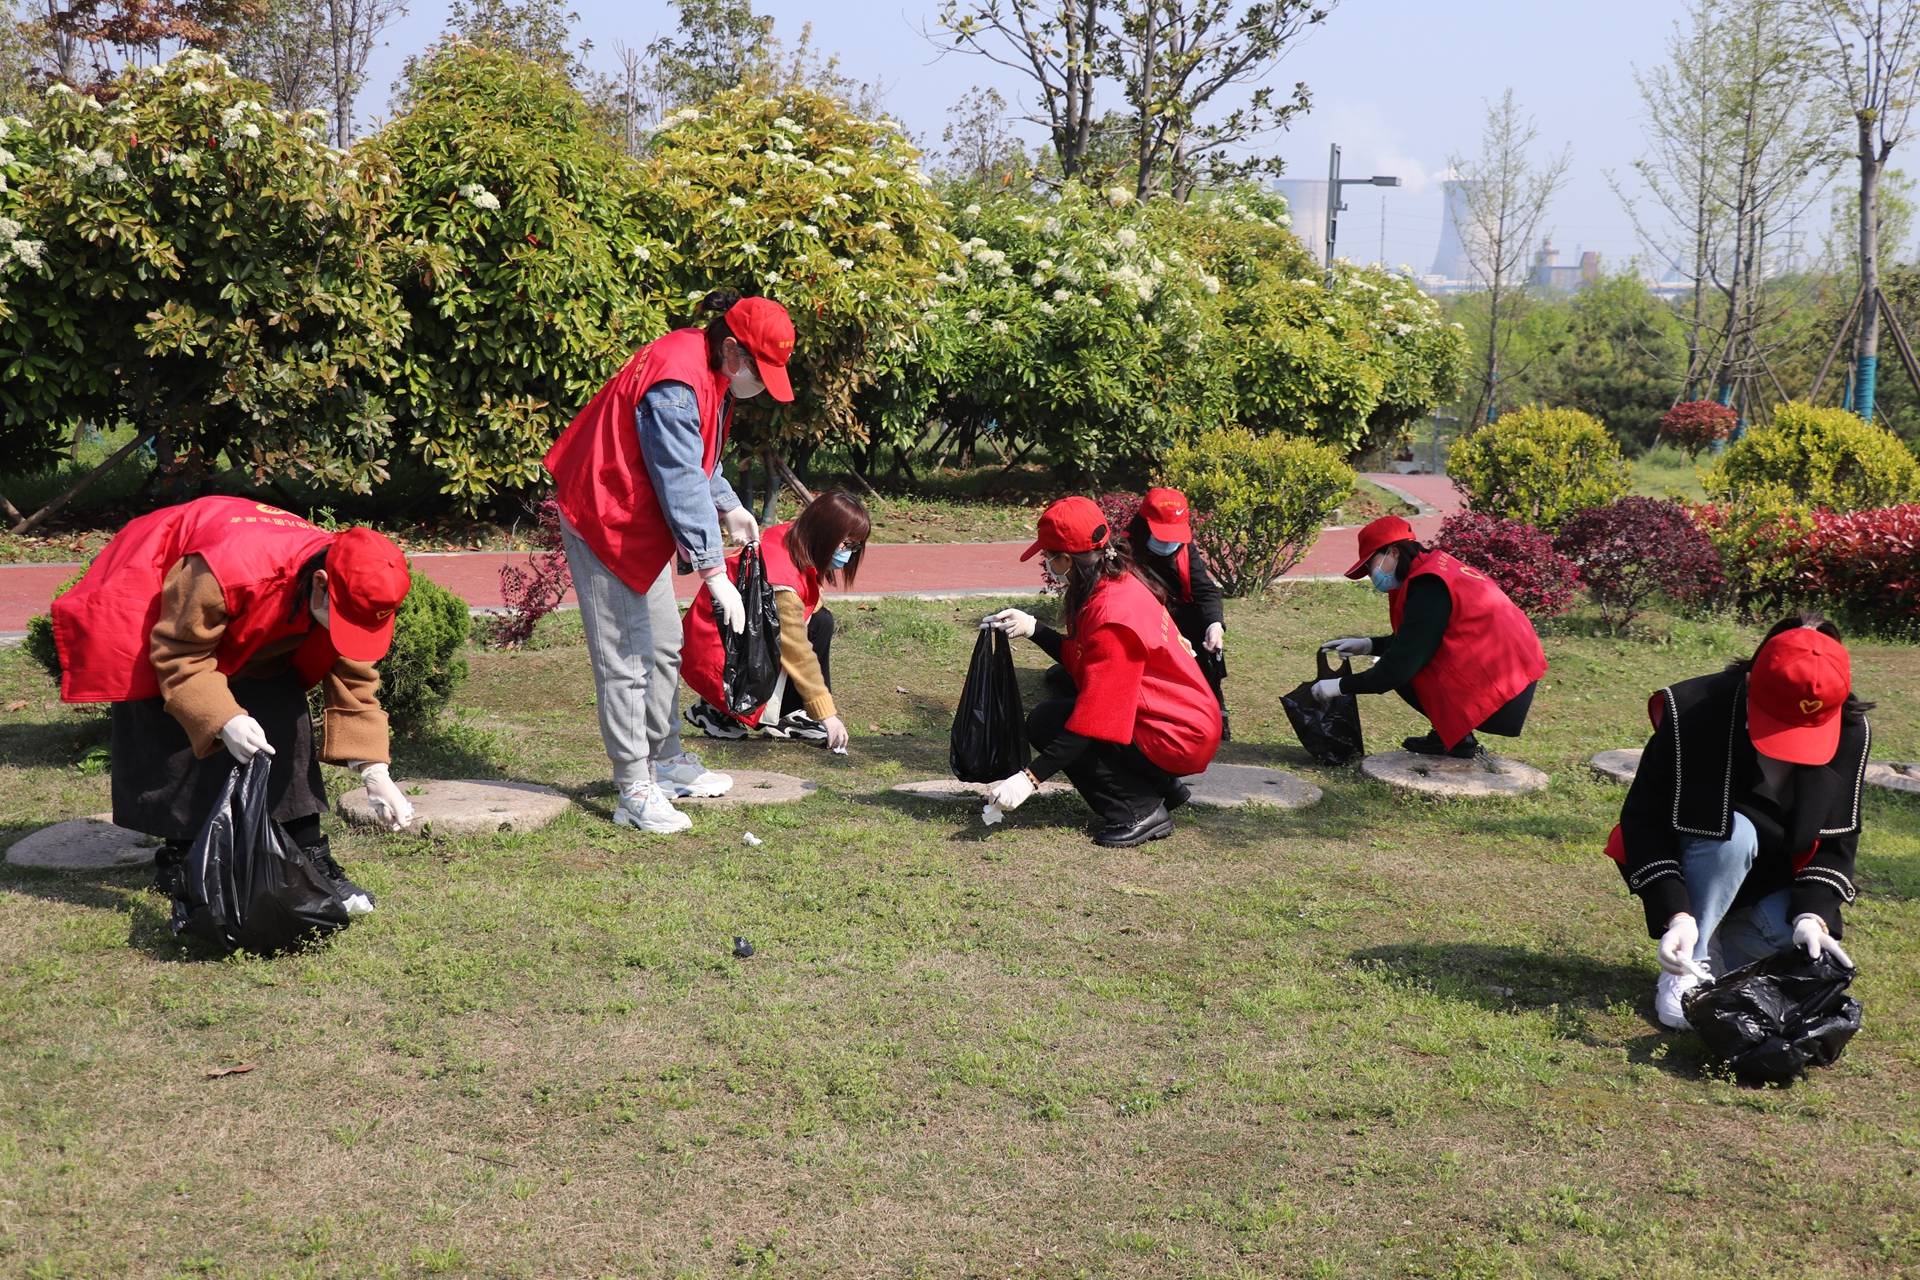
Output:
top-left (727, 346), bottom-right (765, 399)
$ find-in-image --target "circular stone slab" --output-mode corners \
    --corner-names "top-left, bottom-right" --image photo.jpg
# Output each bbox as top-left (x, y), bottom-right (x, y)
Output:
top-left (1181, 763), bottom-right (1321, 810)
top-left (338, 779), bottom-right (570, 835)
top-left (892, 777), bottom-right (1075, 801)
top-left (5, 815), bottom-right (159, 871)
top-left (1590, 749), bottom-right (1644, 784)
top-left (675, 770), bottom-right (817, 807)
top-left (1866, 762), bottom-right (1920, 796)
top-left (1361, 751), bottom-right (1549, 797)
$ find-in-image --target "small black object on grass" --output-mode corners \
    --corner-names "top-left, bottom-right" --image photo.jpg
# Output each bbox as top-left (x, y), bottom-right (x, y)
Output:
top-left (731, 936), bottom-right (755, 959)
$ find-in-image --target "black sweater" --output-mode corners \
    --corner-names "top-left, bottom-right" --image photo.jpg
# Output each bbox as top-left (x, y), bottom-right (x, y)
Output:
top-left (1127, 520), bottom-right (1225, 630)
top-left (1338, 575), bottom-right (1452, 696)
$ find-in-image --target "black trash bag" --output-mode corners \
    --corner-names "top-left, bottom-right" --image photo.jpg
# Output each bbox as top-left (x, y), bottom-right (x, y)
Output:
top-left (172, 755), bottom-right (351, 956)
top-left (719, 543), bottom-right (783, 717)
top-left (1682, 949), bottom-right (1863, 1086)
top-left (1281, 650), bottom-right (1365, 765)
top-left (950, 626), bottom-right (1030, 782)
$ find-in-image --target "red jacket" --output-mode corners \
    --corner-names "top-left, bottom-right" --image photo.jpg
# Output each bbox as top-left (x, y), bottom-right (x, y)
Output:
top-left (1063, 573), bottom-right (1222, 775)
top-left (1388, 548), bottom-right (1547, 748)
top-left (543, 328), bottom-right (730, 593)
top-left (54, 496), bottom-right (339, 704)
top-left (680, 523), bottom-right (819, 726)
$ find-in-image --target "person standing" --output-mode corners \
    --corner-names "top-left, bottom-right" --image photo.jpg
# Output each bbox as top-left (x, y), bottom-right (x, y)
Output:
top-left (54, 496), bottom-right (414, 911)
top-left (982, 497), bottom-right (1222, 847)
top-left (1125, 487), bottom-right (1229, 738)
top-left (544, 290), bottom-right (796, 834)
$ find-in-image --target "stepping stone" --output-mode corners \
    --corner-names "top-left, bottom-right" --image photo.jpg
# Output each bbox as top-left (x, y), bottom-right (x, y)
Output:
top-left (338, 779), bottom-right (570, 835)
top-left (1181, 763), bottom-right (1321, 810)
top-left (1866, 762), bottom-right (1920, 796)
top-left (891, 777), bottom-right (1075, 801)
top-left (1361, 751), bottom-right (1549, 797)
top-left (676, 770), bottom-right (817, 807)
top-left (5, 815), bottom-right (160, 872)
top-left (1590, 749), bottom-right (1643, 784)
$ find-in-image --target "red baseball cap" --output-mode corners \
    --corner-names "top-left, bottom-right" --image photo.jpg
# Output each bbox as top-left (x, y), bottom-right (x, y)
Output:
top-left (726, 296), bottom-right (797, 403)
top-left (1020, 496), bottom-right (1111, 561)
top-left (1344, 515), bottom-right (1417, 579)
top-left (326, 527), bottom-right (411, 661)
top-left (1747, 626), bottom-right (1851, 765)
top-left (1139, 487), bottom-right (1192, 541)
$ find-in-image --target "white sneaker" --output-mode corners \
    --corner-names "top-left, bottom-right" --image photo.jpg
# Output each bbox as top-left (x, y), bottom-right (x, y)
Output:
top-left (613, 783), bottom-right (692, 834)
top-left (1654, 968), bottom-right (1707, 1030)
top-left (654, 752), bottom-right (733, 799)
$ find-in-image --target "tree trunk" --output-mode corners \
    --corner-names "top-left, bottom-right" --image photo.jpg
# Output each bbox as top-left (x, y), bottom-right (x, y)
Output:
top-left (1856, 132), bottom-right (1882, 422)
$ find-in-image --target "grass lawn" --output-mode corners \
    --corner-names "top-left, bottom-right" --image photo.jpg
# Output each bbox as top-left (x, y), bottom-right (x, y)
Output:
top-left (1, 589), bottom-right (1917, 1278)
top-left (1631, 445), bottom-right (1711, 503)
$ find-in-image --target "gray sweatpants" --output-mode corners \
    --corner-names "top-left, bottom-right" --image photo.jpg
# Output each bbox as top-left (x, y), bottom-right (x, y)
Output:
top-left (559, 517), bottom-right (686, 794)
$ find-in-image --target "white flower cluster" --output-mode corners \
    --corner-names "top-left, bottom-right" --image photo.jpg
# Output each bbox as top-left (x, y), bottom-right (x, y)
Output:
top-left (0, 217), bottom-right (45, 271)
top-left (458, 183), bottom-right (500, 211)
top-left (772, 115), bottom-right (803, 133)
top-left (661, 107), bottom-right (703, 128)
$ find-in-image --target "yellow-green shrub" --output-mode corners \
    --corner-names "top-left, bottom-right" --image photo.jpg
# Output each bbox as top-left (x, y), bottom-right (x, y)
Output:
top-left (1705, 401), bottom-right (1920, 512)
top-left (1448, 406), bottom-right (1630, 529)
top-left (1161, 428), bottom-right (1353, 595)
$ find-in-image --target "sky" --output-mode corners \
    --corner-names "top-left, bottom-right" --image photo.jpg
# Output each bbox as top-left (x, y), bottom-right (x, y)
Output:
top-left (355, 0), bottom-right (1834, 277)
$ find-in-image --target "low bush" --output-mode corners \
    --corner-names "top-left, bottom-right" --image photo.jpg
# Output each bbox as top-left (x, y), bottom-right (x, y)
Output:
top-left (1689, 487), bottom-right (1815, 620)
top-left (1552, 497), bottom-right (1723, 633)
top-left (1705, 401), bottom-right (1920, 512)
top-left (1659, 400), bottom-right (1738, 458)
top-left (1435, 511), bottom-right (1579, 618)
top-left (1448, 406), bottom-right (1631, 530)
top-left (489, 499), bottom-right (572, 647)
top-left (1160, 428), bottom-right (1352, 595)
top-left (1793, 503), bottom-right (1920, 634)
top-left (378, 571), bottom-right (471, 733)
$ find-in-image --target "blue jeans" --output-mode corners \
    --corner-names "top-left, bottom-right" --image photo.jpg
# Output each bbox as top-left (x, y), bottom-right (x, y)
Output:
top-left (1681, 812), bottom-right (1794, 970)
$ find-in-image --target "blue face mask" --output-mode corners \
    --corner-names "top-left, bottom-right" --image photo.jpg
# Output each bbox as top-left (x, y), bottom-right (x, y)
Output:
top-left (830, 547), bottom-right (854, 569)
top-left (1146, 536), bottom-right (1183, 558)
top-left (1369, 566), bottom-right (1401, 594)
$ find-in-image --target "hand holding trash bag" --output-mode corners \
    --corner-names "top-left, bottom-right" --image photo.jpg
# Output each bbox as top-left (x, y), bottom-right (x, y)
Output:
top-left (705, 569), bottom-right (746, 634)
top-left (984, 608), bottom-right (1036, 639)
top-left (720, 505), bottom-right (760, 548)
top-left (716, 545), bottom-right (782, 715)
top-left (1793, 914), bottom-right (1854, 967)
top-left (1321, 636), bottom-right (1372, 657)
top-left (1281, 651), bottom-right (1365, 765)
top-left (1310, 678), bottom-right (1342, 703)
top-left (218, 714), bottom-right (276, 763)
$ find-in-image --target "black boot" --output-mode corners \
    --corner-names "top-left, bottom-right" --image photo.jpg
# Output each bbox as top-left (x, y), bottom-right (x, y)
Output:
top-left (1094, 804), bottom-right (1175, 848)
top-left (1163, 780), bottom-right (1193, 813)
top-left (304, 837), bottom-right (375, 916)
top-left (1403, 730), bottom-right (1481, 760)
top-left (152, 841), bottom-right (189, 897)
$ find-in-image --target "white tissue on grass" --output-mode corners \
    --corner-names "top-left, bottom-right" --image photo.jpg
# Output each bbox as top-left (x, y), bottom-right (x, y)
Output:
top-left (742, 832), bottom-right (763, 847)
top-left (982, 802), bottom-right (1004, 826)
top-left (831, 745), bottom-right (848, 755)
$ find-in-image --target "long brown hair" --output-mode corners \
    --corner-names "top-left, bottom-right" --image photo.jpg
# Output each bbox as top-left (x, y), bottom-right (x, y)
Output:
top-left (785, 487), bottom-right (871, 590)
top-left (1060, 542), bottom-right (1157, 630)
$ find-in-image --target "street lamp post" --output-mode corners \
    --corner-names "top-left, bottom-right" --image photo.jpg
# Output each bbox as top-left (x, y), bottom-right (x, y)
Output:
top-left (1324, 143), bottom-right (1401, 277)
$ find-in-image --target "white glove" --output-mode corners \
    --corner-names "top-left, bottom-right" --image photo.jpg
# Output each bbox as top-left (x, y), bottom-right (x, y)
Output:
top-left (823, 715), bottom-right (850, 752)
top-left (705, 569), bottom-right (745, 634)
top-left (1792, 914), bottom-right (1854, 968)
top-left (1322, 637), bottom-right (1372, 657)
top-left (1658, 913), bottom-right (1711, 980)
top-left (1204, 622), bottom-right (1225, 653)
top-left (984, 608), bottom-right (1036, 639)
top-left (1310, 677), bottom-right (1343, 703)
top-left (720, 505), bottom-right (760, 547)
top-left (985, 770), bottom-right (1037, 811)
top-left (217, 714), bottom-right (276, 764)
top-left (357, 762), bottom-right (414, 831)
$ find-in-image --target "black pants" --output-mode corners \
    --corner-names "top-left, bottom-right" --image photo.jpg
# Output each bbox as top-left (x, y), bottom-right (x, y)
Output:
top-left (777, 607), bottom-right (834, 719)
top-left (1028, 695), bottom-right (1181, 826)
top-left (1396, 679), bottom-right (1537, 739)
top-left (1170, 604), bottom-right (1228, 713)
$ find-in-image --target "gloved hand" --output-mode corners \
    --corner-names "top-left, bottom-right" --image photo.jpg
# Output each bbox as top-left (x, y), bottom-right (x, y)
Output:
top-left (1658, 912), bottom-right (1710, 979)
top-left (984, 608), bottom-right (1036, 639)
top-left (705, 569), bottom-right (745, 634)
top-left (1310, 677), bottom-right (1343, 703)
top-left (217, 714), bottom-right (276, 764)
top-left (1204, 622), bottom-right (1225, 653)
top-left (720, 505), bottom-right (760, 547)
top-left (1321, 636), bottom-right (1372, 657)
top-left (985, 770), bottom-right (1037, 811)
top-left (1792, 913), bottom-right (1854, 968)
top-left (823, 715), bottom-right (850, 752)
top-left (357, 762), bottom-right (415, 831)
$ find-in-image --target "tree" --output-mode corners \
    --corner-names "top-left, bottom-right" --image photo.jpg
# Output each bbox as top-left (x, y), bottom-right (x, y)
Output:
top-left (224, 0), bottom-right (328, 114)
top-left (322, 0), bottom-right (408, 144)
top-left (934, 0), bottom-right (1104, 182)
top-left (1448, 89), bottom-right (1571, 426)
top-left (396, 0), bottom-right (590, 111)
top-left (35, 0), bottom-right (259, 90)
top-left (937, 84), bottom-right (1028, 182)
top-left (1804, 0), bottom-right (1920, 422)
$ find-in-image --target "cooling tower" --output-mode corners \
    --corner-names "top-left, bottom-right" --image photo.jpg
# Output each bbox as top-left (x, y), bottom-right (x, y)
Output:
top-left (1432, 176), bottom-right (1481, 281)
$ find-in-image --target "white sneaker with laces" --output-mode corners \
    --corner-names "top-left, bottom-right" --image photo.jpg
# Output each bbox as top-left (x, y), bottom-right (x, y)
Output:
top-left (1654, 967), bottom-right (1706, 1030)
top-left (613, 782), bottom-right (692, 834)
top-left (655, 752), bottom-right (733, 798)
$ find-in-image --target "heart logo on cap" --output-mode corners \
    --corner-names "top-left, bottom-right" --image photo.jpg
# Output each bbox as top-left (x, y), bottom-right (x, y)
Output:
top-left (1799, 698), bottom-right (1824, 715)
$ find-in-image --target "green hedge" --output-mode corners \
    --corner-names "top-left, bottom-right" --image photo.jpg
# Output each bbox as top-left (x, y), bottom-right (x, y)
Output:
top-left (1705, 401), bottom-right (1920, 512)
top-left (1449, 406), bottom-right (1630, 530)
top-left (1161, 427), bottom-right (1354, 595)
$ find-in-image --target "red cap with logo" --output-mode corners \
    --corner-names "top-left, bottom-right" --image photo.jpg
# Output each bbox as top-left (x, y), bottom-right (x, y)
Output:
top-left (1139, 487), bottom-right (1192, 541)
top-left (1344, 515), bottom-right (1417, 579)
top-left (726, 296), bottom-right (797, 403)
top-left (1020, 496), bottom-right (1111, 562)
top-left (326, 527), bottom-right (412, 662)
top-left (1747, 626), bottom-right (1851, 765)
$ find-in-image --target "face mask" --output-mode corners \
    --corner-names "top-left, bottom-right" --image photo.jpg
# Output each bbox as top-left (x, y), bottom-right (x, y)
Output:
top-left (728, 360), bottom-right (765, 400)
top-left (1146, 536), bottom-right (1183, 557)
top-left (830, 547), bottom-right (853, 569)
top-left (1369, 567), bottom-right (1401, 594)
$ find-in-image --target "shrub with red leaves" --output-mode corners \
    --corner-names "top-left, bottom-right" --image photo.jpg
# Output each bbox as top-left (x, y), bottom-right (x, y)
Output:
top-left (1552, 497), bottom-right (1724, 632)
top-left (1793, 503), bottom-right (1920, 633)
top-left (491, 499), bottom-right (573, 647)
top-left (1659, 400), bottom-right (1739, 458)
top-left (1435, 511), bottom-right (1580, 618)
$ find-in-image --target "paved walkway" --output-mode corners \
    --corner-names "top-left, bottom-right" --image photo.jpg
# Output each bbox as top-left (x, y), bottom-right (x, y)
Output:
top-left (0, 473), bottom-right (1461, 633)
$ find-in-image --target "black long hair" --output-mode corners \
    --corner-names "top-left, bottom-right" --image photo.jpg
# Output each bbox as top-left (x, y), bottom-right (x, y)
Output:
top-left (1060, 540), bottom-right (1160, 631)
top-left (1728, 610), bottom-right (1875, 719)
top-left (699, 288), bottom-right (742, 370)
top-left (292, 548), bottom-right (329, 622)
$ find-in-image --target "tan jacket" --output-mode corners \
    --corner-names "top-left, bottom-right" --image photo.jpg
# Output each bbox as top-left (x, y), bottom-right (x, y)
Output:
top-left (774, 589), bottom-right (834, 720)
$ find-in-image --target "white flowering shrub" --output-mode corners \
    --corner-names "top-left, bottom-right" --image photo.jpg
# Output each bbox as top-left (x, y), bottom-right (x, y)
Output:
top-left (371, 43), bottom-right (681, 511)
top-left (0, 54), bottom-right (408, 485)
top-left (643, 85), bottom-right (955, 457)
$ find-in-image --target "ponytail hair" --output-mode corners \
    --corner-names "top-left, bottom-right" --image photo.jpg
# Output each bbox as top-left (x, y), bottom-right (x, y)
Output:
top-left (699, 288), bottom-right (744, 370)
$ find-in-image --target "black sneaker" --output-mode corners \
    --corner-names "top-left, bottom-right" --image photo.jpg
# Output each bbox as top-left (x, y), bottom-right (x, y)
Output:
top-left (152, 841), bottom-right (189, 898)
top-left (304, 840), bottom-right (376, 917)
top-left (684, 698), bottom-right (751, 740)
top-left (764, 710), bottom-right (829, 745)
top-left (1402, 731), bottom-right (1481, 760)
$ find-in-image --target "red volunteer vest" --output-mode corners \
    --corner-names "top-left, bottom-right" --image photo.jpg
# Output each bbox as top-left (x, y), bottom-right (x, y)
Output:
top-left (543, 328), bottom-right (731, 593)
top-left (54, 496), bottom-right (340, 704)
top-left (1063, 573), bottom-right (1222, 775)
top-left (1387, 548), bottom-right (1547, 749)
top-left (680, 523), bottom-right (820, 726)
